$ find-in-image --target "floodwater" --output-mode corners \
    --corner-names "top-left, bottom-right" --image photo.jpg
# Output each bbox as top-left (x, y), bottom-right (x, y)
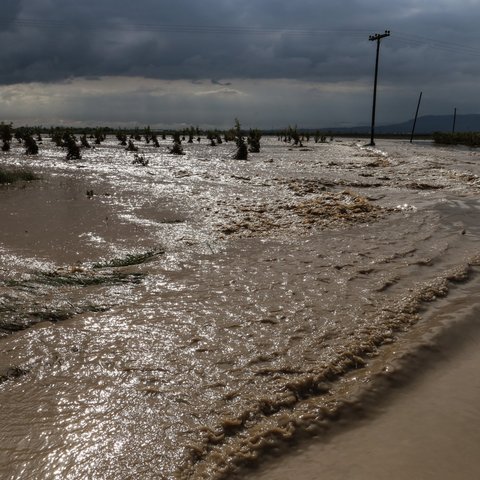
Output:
top-left (240, 272), bottom-right (480, 480)
top-left (1, 136), bottom-right (480, 479)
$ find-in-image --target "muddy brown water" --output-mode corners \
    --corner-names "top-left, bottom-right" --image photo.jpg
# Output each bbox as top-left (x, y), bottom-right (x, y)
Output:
top-left (1, 138), bottom-right (480, 479)
top-left (239, 273), bottom-right (480, 480)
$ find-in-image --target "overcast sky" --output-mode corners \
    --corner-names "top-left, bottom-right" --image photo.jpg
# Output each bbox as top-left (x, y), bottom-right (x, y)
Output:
top-left (1, 0), bottom-right (480, 129)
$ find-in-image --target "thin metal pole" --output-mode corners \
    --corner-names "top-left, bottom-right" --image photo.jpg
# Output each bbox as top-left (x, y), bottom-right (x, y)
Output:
top-left (410, 91), bottom-right (423, 143)
top-left (368, 30), bottom-right (390, 147)
top-left (452, 107), bottom-right (457, 133)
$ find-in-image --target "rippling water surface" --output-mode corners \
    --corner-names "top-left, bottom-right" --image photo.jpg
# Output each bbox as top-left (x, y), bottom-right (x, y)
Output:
top-left (1, 137), bottom-right (480, 478)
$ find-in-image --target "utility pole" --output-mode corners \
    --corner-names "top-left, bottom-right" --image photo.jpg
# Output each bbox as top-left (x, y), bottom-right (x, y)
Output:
top-left (410, 91), bottom-right (423, 143)
top-left (368, 30), bottom-right (390, 146)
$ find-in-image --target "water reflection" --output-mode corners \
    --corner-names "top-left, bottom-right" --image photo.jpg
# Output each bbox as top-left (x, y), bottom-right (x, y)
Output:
top-left (1, 138), bottom-right (480, 478)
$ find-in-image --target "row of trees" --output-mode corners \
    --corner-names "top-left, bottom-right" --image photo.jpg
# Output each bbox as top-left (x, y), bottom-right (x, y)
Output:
top-left (1, 120), bottom-right (334, 161)
top-left (0, 121), bottom-right (263, 160)
top-left (1, 123), bottom-right (39, 154)
top-left (278, 125), bottom-right (330, 145)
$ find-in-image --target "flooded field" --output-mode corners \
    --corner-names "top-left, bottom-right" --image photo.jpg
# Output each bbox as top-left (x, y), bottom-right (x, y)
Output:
top-left (1, 136), bottom-right (480, 479)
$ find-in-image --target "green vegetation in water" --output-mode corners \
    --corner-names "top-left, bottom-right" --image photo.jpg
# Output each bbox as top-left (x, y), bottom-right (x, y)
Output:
top-left (0, 167), bottom-right (38, 184)
top-left (0, 251), bottom-right (159, 337)
top-left (37, 271), bottom-right (145, 286)
top-left (92, 250), bottom-right (163, 269)
top-left (6, 271), bottom-right (145, 287)
top-left (0, 298), bottom-right (110, 338)
top-left (433, 131), bottom-right (480, 147)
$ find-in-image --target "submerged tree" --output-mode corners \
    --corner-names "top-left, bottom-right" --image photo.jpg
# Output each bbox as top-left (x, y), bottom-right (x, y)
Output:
top-left (233, 119), bottom-right (248, 160)
top-left (64, 134), bottom-right (81, 160)
top-left (132, 153), bottom-right (149, 166)
top-left (144, 125), bottom-right (152, 144)
top-left (290, 126), bottom-right (301, 146)
top-left (0, 122), bottom-right (12, 151)
top-left (169, 132), bottom-right (184, 155)
top-left (116, 131), bottom-right (128, 146)
top-left (51, 129), bottom-right (64, 147)
top-left (80, 134), bottom-right (91, 149)
top-left (314, 131), bottom-right (327, 143)
top-left (151, 134), bottom-right (160, 147)
top-left (94, 128), bottom-right (106, 145)
top-left (24, 134), bottom-right (39, 155)
top-left (247, 129), bottom-right (262, 153)
top-left (126, 139), bottom-right (138, 152)
top-left (206, 131), bottom-right (216, 146)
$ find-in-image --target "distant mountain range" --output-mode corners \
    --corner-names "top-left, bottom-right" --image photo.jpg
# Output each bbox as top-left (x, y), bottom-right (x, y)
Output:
top-left (327, 114), bottom-right (480, 135)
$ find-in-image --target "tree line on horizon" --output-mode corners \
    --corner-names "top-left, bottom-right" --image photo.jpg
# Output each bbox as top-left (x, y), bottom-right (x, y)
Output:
top-left (0, 120), bottom-right (336, 161)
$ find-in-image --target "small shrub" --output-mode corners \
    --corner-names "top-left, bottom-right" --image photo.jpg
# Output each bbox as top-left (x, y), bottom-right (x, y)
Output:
top-left (24, 134), bottom-right (39, 155)
top-left (169, 132), bottom-right (184, 155)
top-left (116, 132), bottom-right (127, 146)
top-left (94, 129), bottom-right (106, 145)
top-left (132, 153), bottom-right (149, 166)
top-left (64, 134), bottom-right (81, 160)
top-left (80, 134), bottom-right (91, 149)
top-left (0, 122), bottom-right (13, 144)
top-left (233, 119), bottom-right (248, 160)
top-left (248, 129), bottom-right (262, 153)
top-left (126, 139), bottom-right (138, 152)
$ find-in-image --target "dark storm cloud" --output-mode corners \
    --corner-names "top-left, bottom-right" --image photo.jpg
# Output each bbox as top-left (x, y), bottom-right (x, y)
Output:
top-left (1, 0), bottom-right (479, 87)
top-left (1, 1), bottom-right (480, 128)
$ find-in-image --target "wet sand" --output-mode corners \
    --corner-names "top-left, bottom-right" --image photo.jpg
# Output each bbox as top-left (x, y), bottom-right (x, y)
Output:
top-left (1, 137), bottom-right (480, 478)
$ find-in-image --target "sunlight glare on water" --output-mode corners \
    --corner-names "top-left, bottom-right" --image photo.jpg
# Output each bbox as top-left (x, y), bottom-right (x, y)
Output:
top-left (1, 137), bottom-right (480, 478)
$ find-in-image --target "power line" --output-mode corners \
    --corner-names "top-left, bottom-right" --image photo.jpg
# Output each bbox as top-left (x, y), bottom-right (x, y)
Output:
top-left (392, 32), bottom-right (480, 58)
top-left (2, 17), bottom-right (480, 57)
top-left (0, 18), bottom-right (370, 38)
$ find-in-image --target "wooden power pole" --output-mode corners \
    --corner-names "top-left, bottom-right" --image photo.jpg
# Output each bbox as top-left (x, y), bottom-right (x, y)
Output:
top-left (368, 30), bottom-right (390, 146)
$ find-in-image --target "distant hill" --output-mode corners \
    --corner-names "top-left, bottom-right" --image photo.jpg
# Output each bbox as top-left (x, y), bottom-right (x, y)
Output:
top-left (327, 114), bottom-right (480, 135)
